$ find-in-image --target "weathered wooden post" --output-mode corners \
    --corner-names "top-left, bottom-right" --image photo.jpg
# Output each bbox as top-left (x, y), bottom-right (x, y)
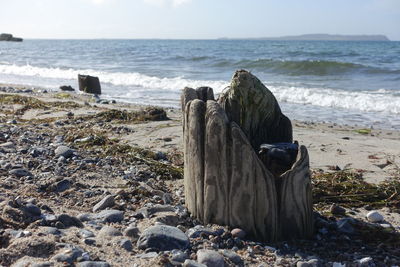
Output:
top-left (181, 70), bottom-right (313, 241)
top-left (78, 74), bottom-right (102, 95)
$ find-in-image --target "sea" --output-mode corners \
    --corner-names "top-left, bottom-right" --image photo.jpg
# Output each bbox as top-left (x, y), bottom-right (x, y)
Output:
top-left (0, 39), bottom-right (399, 129)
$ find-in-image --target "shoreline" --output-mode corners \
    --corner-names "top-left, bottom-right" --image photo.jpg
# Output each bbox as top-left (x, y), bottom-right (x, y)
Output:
top-left (1, 82), bottom-right (399, 184)
top-left (1, 83), bottom-right (400, 266)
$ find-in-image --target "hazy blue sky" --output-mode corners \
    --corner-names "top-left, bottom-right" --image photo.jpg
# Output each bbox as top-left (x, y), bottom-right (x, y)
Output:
top-left (1, 0), bottom-right (399, 40)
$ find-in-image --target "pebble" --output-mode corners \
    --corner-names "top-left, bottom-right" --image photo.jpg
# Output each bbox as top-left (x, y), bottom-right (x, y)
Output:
top-left (52, 247), bottom-right (84, 264)
top-left (186, 225), bottom-right (217, 238)
top-left (95, 209), bottom-right (124, 223)
top-left (357, 257), bottom-right (374, 266)
top-left (196, 249), bottom-right (225, 267)
top-left (55, 145), bottom-right (74, 158)
top-left (119, 238), bottom-right (133, 251)
top-left (137, 252), bottom-right (158, 259)
top-left (55, 179), bottom-right (71, 192)
top-left (297, 259), bottom-right (320, 267)
top-left (76, 261), bottom-right (111, 267)
top-left (79, 229), bottom-right (95, 238)
top-left (220, 250), bottom-right (243, 265)
top-left (336, 218), bottom-right (355, 234)
top-left (162, 193), bottom-right (173, 205)
top-left (124, 226), bottom-right (140, 239)
top-left (170, 250), bottom-right (190, 263)
top-left (137, 225), bottom-right (190, 251)
top-left (231, 228), bottom-right (246, 239)
top-left (98, 226), bottom-right (122, 237)
top-left (183, 259), bottom-right (207, 267)
top-left (92, 195), bottom-right (115, 212)
top-left (57, 214), bottom-right (83, 228)
top-left (366, 211), bottom-right (384, 223)
top-left (24, 203), bottom-right (42, 216)
top-left (9, 168), bottom-right (33, 178)
top-left (40, 226), bottom-right (62, 236)
top-left (330, 204), bottom-right (346, 215)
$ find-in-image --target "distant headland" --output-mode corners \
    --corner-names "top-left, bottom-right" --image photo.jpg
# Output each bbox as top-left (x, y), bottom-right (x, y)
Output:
top-left (0, 33), bottom-right (23, 42)
top-left (219, 34), bottom-right (390, 41)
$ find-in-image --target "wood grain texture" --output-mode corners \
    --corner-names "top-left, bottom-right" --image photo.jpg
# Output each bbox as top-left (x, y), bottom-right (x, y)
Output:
top-left (183, 99), bottom-right (206, 220)
top-left (181, 71), bottom-right (313, 242)
top-left (279, 145), bottom-right (314, 240)
top-left (203, 101), bottom-right (229, 224)
top-left (230, 122), bottom-right (278, 241)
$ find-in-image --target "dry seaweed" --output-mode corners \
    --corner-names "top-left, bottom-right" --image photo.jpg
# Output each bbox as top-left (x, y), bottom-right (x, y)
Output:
top-left (0, 94), bottom-right (81, 115)
top-left (86, 107), bottom-right (168, 123)
top-left (102, 144), bottom-right (183, 180)
top-left (312, 170), bottom-right (400, 209)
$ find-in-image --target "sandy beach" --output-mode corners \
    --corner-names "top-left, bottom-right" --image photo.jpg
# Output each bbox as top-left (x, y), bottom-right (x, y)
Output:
top-left (0, 83), bottom-right (399, 266)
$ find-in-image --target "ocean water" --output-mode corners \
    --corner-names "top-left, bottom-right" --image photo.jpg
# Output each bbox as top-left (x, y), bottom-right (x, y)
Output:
top-left (0, 39), bottom-right (399, 129)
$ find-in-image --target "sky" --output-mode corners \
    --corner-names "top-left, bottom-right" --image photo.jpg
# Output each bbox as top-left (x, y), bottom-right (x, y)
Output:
top-left (0, 0), bottom-right (399, 40)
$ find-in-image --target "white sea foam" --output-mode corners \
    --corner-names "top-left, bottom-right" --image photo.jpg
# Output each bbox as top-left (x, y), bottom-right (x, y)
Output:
top-left (270, 85), bottom-right (400, 114)
top-left (0, 63), bottom-right (399, 115)
top-left (0, 63), bottom-right (228, 92)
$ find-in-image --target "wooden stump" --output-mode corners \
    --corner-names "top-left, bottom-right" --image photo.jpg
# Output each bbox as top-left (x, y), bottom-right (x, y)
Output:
top-left (78, 74), bottom-right (101, 95)
top-left (181, 70), bottom-right (313, 242)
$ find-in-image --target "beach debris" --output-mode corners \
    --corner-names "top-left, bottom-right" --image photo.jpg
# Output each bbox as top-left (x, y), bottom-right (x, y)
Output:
top-left (312, 170), bottom-right (400, 208)
top-left (366, 211), bottom-right (384, 223)
top-left (78, 74), bottom-right (102, 95)
top-left (137, 225), bottom-right (190, 251)
top-left (60, 85), bottom-right (75, 91)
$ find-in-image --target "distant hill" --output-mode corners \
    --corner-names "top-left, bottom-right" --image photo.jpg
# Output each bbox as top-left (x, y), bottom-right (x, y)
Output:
top-left (219, 34), bottom-right (390, 41)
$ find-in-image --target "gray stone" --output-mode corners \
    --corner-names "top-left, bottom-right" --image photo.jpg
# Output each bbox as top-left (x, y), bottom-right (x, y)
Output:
top-left (162, 193), bottom-right (173, 205)
top-left (186, 225), bottom-right (217, 238)
top-left (84, 238), bottom-right (96, 245)
top-left (77, 213), bottom-right (93, 222)
top-left (98, 226), bottom-right (122, 237)
top-left (124, 226), bottom-right (139, 239)
top-left (79, 229), bottom-right (95, 238)
top-left (183, 260), bottom-right (207, 267)
top-left (9, 168), bottom-right (33, 177)
top-left (297, 260), bottom-right (320, 267)
top-left (95, 209), bottom-right (124, 223)
top-left (55, 145), bottom-right (74, 158)
top-left (24, 203), bottom-right (41, 216)
top-left (336, 218), bottom-right (354, 234)
top-left (197, 249), bottom-right (225, 267)
top-left (366, 211), bottom-right (384, 223)
top-left (55, 179), bottom-right (71, 192)
top-left (137, 252), bottom-right (158, 259)
top-left (93, 195), bottom-right (115, 212)
top-left (357, 257), bottom-right (375, 267)
top-left (40, 226), bottom-right (62, 236)
top-left (119, 238), bottom-right (133, 251)
top-left (330, 204), bottom-right (346, 215)
top-left (137, 225), bottom-right (190, 251)
top-left (136, 204), bottom-right (175, 218)
top-left (52, 247), bottom-right (84, 264)
top-left (32, 263), bottom-right (53, 267)
top-left (57, 214), bottom-right (83, 228)
top-left (231, 228), bottom-right (246, 239)
top-left (171, 250), bottom-right (189, 263)
top-left (221, 250), bottom-right (243, 265)
top-left (76, 261), bottom-right (110, 267)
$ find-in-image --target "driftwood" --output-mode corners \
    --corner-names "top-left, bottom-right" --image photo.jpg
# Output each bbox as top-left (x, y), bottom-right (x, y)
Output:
top-left (181, 70), bottom-right (313, 241)
top-left (78, 74), bottom-right (101, 95)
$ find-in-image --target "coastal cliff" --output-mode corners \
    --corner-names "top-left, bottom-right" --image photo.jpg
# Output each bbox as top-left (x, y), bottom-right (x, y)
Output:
top-left (0, 33), bottom-right (23, 42)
